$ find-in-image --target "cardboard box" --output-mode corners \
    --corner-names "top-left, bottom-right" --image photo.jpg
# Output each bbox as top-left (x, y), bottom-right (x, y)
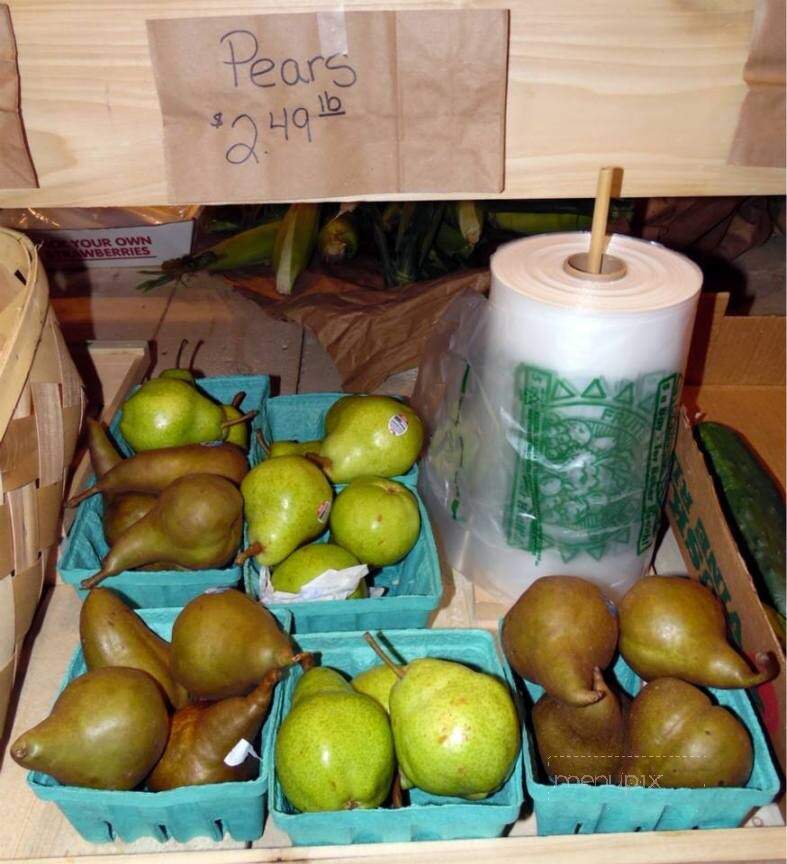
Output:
top-left (0, 206), bottom-right (200, 268)
top-left (667, 293), bottom-right (786, 804)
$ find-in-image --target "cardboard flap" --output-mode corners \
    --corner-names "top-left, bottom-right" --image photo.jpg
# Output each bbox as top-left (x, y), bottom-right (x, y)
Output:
top-left (668, 409), bottom-right (786, 786)
top-left (0, 5), bottom-right (37, 189)
top-left (729, 0), bottom-right (786, 167)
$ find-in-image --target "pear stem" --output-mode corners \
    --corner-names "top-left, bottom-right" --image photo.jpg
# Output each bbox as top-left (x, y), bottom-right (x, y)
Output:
top-left (290, 652), bottom-right (316, 671)
top-left (221, 410), bottom-right (257, 429)
top-left (305, 452), bottom-right (332, 471)
top-left (189, 338), bottom-right (204, 372)
top-left (236, 542), bottom-right (263, 565)
top-left (66, 485), bottom-right (99, 508)
top-left (81, 569), bottom-right (109, 590)
top-left (256, 429), bottom-right (270, 456)
top-left (175, 337), bottom-right (188, 371)
top-left (390, 770), bottom-right (403, 809)
top-left (363, 632), bottom-right (405, 679)
top-left (752, 651), bottom-right (779, 685)
top-left (231, 391), bottom-right (246, 409)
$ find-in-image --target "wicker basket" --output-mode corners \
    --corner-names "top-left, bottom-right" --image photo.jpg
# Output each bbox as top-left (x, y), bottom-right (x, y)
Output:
top-left (0, 228), bottom-right (84, 734)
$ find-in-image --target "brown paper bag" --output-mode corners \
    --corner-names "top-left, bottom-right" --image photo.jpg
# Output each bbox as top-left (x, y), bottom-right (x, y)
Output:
top-left (147, 10), bottom-right (508, 202)
top-left (729, 0), bottom-right (786, 167)
top-left (0, 5), bottom-right (37, 189)
top-left (232, 268), bottom-right (490, 392)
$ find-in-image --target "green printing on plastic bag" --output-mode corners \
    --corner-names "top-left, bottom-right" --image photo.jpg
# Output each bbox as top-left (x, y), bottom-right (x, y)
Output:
top-left (506, 364), bottom-right (681, 561)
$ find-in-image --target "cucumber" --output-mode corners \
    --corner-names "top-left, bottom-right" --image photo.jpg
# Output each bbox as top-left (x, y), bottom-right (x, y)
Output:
top-left (696, 421), bottom-right (786, 616)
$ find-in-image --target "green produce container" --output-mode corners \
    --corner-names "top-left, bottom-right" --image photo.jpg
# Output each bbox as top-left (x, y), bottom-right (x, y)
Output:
top-left (247, 391), bottom-right (440, 632)
top-left (58, 375), bottom-right (269, 608)
top-left (26, 606), bottom-right (291, 844)
top-left (269, 627), bottom-right (524, 845)
top-left (259, 392), bottom-right (419, 484)
top-left (520, 657), bottom-right (780, 835)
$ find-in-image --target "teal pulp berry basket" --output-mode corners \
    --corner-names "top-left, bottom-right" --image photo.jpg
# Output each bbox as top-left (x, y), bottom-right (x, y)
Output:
top-left (244, 490), bottom-right (442, 633)
top-left (520, 657), bottom-right (780, 835)
top-left (58, 375), bottom-right (269, 608)
top-left (269, 628), bottom-right (524, 845)
top-left (258, 392), bottom-right (419, 484)
top-left (27, 606), bottom-right (291, 844)
top-left (246, 392), bottom-right (440, 632)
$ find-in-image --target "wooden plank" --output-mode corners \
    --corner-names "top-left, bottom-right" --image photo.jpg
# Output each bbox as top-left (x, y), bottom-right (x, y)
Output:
top-left (152, 274), bottom-right (304, 395)
top-left (62, 340), bottom-right (151, 524)
top-left (0, 0), bottom-right (782, 207)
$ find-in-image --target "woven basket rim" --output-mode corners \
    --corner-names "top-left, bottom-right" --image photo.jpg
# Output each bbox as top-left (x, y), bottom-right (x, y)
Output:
top-left (0, 227), bottom-right (49, 439)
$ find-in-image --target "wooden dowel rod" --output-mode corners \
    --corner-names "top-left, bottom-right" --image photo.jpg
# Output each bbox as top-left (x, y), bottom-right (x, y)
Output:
top-left (587, 167), bottom-right (615, 274)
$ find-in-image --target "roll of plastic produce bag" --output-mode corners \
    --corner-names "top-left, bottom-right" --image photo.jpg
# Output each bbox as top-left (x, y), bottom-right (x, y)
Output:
top-left (419, 233), bottom-right (702, 602)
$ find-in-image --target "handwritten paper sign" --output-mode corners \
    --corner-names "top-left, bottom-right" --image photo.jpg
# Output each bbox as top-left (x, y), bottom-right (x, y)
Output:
top-left (147, 10), bottom-right (508, 202)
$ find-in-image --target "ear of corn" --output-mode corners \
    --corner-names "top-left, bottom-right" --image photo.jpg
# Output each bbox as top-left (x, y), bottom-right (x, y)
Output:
top-left (454, 201), bottom-right (485, 247)
top-left (318, 214), bottom-right (359, 264)
top-left (435, 222), bottom-right (474, 260)
top-left (200, 220), bottom-right (280, 271)
top-left (137, 220), bottom-right (281, 291)
top-left (488, 211), bottom-right (592, 234)
top-left (273, 203), bottom-right (320, 295)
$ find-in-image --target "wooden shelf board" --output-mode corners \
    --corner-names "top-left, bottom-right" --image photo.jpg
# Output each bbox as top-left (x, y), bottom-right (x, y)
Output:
top-left (0, 0), bottom-right (783, 207)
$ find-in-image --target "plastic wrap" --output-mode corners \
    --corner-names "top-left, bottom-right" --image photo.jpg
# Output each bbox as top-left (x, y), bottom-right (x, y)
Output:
top-left (419, 233), bottom-right (702, 602)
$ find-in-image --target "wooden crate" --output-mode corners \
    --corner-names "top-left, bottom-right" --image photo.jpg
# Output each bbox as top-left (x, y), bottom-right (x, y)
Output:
top-left (0, 0), bottom-right (783, 207)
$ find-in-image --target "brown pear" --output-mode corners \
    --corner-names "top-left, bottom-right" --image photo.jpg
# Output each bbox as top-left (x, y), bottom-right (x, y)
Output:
top-left (86, 420), bottom-right (163, 558)
top-left (532, 667), bottom-right (627, 784)
top-left (502, 576), bottom-right (618, 706)
top-left (10, 667), bottom-right (169, 790)
top-left (625, 677), bottom-right (753, 788)
top-left (171, 589), bottom-right (294, 700)
top-left (80, 588), bottom-right (189, 708)
top-left (86, 418), bottom-right (123, 478)
top-left (103, 492), bottom-right (157, 546)
top-left (81, 473), bottom-right (243, 589)
top-left (619, 577), bottom-right (778, 688)
top-left (67, 443), bottom-right (248, 507)
top-left (147, 668), bottom-right (281, 791)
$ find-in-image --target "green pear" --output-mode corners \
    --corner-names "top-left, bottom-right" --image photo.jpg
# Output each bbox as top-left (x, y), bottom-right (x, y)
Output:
top-left (389, 657), bottom-right (520, 799)
top-left (317, 395), bottom-right (424, 482)
top-left (324, 395), bottom-right (362, 435)
top-left (269, 440), bottom-right (321, 458)
top-left (276, 667), bottom-right (395, 811)
top-left (221, 404), bottom-right (249, 449)
top-left (240, 456), bottom-right (333, 566)
top-left (119, 378), bottom-right (227, 451)
top-left (272, 543), bottom-right (367, 599)
top-left (10, 667), bottom-right (169, 790)
top-left (330, 477), bottom-right (420, 566)
top-left (352, 663), bottom-right (402, 713)
top-left (292, 667), bottom-right (351, 706)
top-left (159, 368), bottom-right (196, 384)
